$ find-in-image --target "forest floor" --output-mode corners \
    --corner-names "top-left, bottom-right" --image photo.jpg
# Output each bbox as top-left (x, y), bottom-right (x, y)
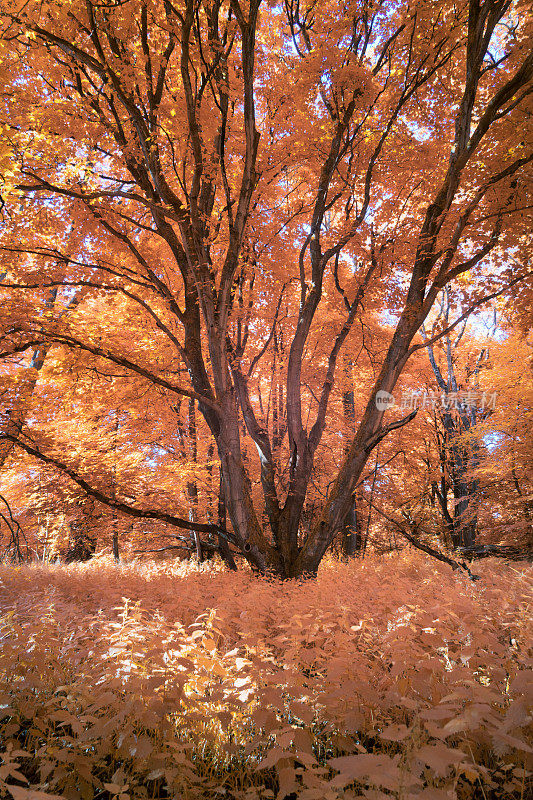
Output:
top-left (0, 552), bottom-right (531, 800)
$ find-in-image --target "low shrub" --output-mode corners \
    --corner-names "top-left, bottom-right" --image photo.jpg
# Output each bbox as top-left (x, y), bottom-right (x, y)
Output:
top-left (0, 552), bottom-right (531, 799)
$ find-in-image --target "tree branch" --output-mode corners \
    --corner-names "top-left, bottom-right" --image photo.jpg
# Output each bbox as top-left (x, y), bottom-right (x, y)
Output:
top-left (1, 432), bottom-right (234, 540)
top-left (364, 409), bottom-right (418, 454)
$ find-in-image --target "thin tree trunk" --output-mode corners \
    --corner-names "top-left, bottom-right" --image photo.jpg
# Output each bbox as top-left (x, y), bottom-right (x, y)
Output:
top-left (341, 498), bottom-right (361, 557)
top-left (187, 398), bottom-right (203, 562)
top-left (423, 296), bottom-right (481, 550)
top-left (341, 359), bottom-right (362, 557)
top-left (111, 412), bottom-right (120, 562)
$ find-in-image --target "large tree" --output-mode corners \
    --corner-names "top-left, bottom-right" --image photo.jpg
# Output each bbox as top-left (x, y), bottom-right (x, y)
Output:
top-left (0, 0), bottom-right (532, 576)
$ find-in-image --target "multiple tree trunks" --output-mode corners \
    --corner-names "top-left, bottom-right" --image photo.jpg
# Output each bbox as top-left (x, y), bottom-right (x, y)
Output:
top-left (0, 0), bottom-right (532, 576)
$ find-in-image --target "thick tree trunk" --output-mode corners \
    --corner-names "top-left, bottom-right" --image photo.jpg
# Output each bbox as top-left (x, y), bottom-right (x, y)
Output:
top-left (290, 318), bottom-right (418, 576)
top-left (451, 479), bottom-right (478, 548)
top-left (216, 470), bottom-right (237, 571)
top-left (444, 412), bottom-right (479, 549)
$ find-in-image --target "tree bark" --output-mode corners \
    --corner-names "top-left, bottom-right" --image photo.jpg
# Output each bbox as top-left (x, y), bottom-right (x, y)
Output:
top-left (341, 360), bottom-right (362, 557)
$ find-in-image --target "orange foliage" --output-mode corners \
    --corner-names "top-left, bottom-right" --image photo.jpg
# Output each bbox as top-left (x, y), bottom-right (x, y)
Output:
top-left (1, 0), bottom-right (532, 575)
top-left (0, 553), bottom-right (531, 799)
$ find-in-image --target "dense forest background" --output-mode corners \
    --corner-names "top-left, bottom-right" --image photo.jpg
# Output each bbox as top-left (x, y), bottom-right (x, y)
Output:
top-left (1, 312), bottom-right (532, 567)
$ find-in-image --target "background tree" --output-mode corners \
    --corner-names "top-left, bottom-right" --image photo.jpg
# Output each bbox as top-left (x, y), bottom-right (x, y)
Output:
top-left (474, 333), bottom-right (533, 552)
top-left (420, 291), bottom-right (495, 548)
